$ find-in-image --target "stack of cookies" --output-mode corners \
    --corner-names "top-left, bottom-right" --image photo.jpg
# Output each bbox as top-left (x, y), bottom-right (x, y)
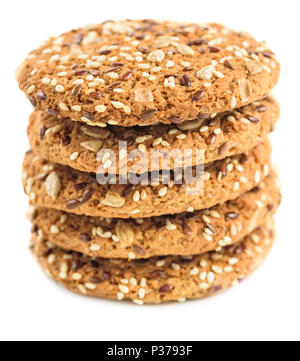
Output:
top-left (17, 20), bottom-right (281, 304)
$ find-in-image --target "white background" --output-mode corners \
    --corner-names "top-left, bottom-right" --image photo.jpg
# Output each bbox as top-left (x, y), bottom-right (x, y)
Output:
top-left (0, 0), bottom-right (299, 341)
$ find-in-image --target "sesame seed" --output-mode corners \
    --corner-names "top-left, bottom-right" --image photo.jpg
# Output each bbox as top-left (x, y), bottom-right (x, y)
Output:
top-left (210, 210), bottom-right (220, 218)
top-left (72, 78), bottom-right (84, 85)
top-left (233, 182), bottom-right (240, 191)
top-left (141, 190), bottom-right (147, 200)
top-left (199, 272), bottom-right (206, 280)
top-left (203, 233), bottom-right (212, 241)
top-left (119, 285), bottom-right (129, 294)
top-left (229, 257), bottom-right (238, 265)
top-left (112, 235), bottom-right (119, 242)
top-left (190, 267), bottom-right (199, 276)
top-left (204, 227), bottom-right (214, 236)
top-left (203, 172), bottom-right (211, 181)
top-left (138, 144), bottom-right (146, 152)
top-left (107, 70), bottom-right (119, 78)
top-left (166, 60), bottom-right (174, 68)
top-left (264, 164), bottom-right (269, 176)
top-left (95, 105), bottom-right (107, 113)
top-left (255, 246), bottom-right (263, 253)
top-left (78, 285), bottom-right (87, 294)
top-left (202, 215), bottom-right (211, 223)
top-left (130, 277), bottom-right (137, 286)
top-left (151, 66), bottom-right (161, 73)
top-left (133, 191), bottom-right (140, 202)
top-left (256, 200), bottom-right (264, 208)
top-left (138, 288), bottom-right (146, 299)
top-left (199, 283), bottom-right (209, 290)
top-left (72, 273), bottom-right (82, 280)
top-left (231, 95), bottom-right (237, 108)
top-left (85, 282), bottom-right (96, 290)
top-left (240, 117), bottom-right (250, 124)
top-left (236, 164), bottom-right (244, 172)
top-left (111, 101), bottom-right (124, 109)
top-left (200, 259), bottom-right (207, 268)
top-left (59, 272), bottom-right (67, 279)
top-left (41, 78), bottom-right (50, 84)
top-left (103, 160), bottom-right (112, 169)
top-left (27, 85), bottom-right (36, 94)
top-left (49, 54), bottom-right (60, 62)
top-left (130, 210), bottom-right (140, 215)
top-left (166, 219), bottom-right (177, 231)
top-left (102, 152), bottom-right (110, 163)
top-left (90, 244), bottom-right (100, 251)
top-left (47, 254), bottom-right (55, 264)
top-left (133, 299), bottom-right (144, 305)
top-left (207, 272), bottom-right (215, 283)
top-left (211, 265), bottom-right (222, 274)
top-left (214, 70), bottom-right (224, 78)
top-left (255, 170), bottom-right (261, 183)
top-left (70, 152), bottom-right (79, 160)
top-left (105, 120), bottom-right (117, 126)
top-left (153, 137), bottom-right (162, 146)
top-left (123, 105), bottom-right (131, 114)
top-left (171, 263), bottom-right (180, 271)
top-left (168, 129), bottom-right (178, 135)
top-left (200, 126), bottom-right (208, 132)
top-left (227, 163), bottom-right (234, 172)
top-left (138, 63), bottom-right (150, 69)
top-left (55, 84), bottom-right (65, 93)
top-left (117, 292), bottom-right (124, 300)
top-left (50, 225), bottom-right (59, 234)
top-left (140, 278), bottom-right (147, 287)
top-left (158, 186), bottom-right (167, 197)
top-left (59, 102), bottom-right (69, 111)
top-left (71, 105), bottom-right (81, 112)
top-left (164, 76), bottom-right (175, 88)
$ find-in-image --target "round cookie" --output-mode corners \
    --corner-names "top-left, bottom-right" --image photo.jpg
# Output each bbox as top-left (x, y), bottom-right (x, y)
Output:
top-left (22, 141), bottom-right (272, 219)
top-left (29, 173), bottom-right (280, 259)
top-left (17, 20), bottom-right (280, 127)
top-left (27, 96), bottom-right (279, 174)
top-left (30, 221), bottom-right (275, 304)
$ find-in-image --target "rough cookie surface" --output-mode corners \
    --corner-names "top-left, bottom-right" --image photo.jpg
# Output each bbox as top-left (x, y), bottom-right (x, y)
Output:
top-left (27, 96), bottom-right (278, 174)
top-left (29, 174), bottom-right (280, 259)
top-left (22, 141), bottom-right (272, 218)
top-left (31, 221), bottom-right (275, 304)
top-left (17, 20), bottom-right (280, 127)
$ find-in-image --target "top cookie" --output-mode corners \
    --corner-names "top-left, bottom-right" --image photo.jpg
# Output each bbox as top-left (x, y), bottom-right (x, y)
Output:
top-left (16, 20), bottom-right (280, 127)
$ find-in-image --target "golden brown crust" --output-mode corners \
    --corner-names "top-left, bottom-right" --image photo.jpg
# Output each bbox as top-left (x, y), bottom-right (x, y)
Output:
top-left (30, 221), bottom-right (275, 304)
top-left (17, 20), bottom-right (280, 127)
top-left (27, 97), bottom-right (279, 174)
top-left (22, 141), bottom-right (272, 218)
top-left (29, 174), bottom-right (280, 259)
